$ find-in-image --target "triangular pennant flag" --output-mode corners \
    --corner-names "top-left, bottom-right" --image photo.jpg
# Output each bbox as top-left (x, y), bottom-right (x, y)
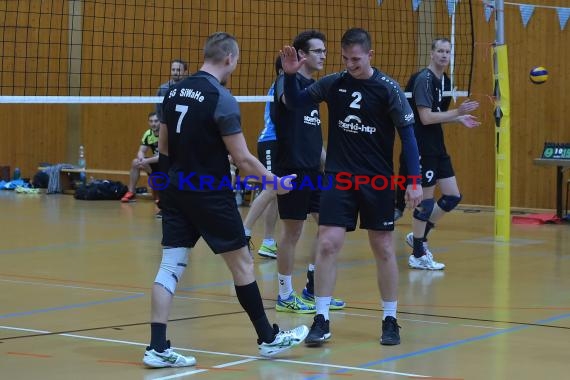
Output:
top-left (519, 4), bottom-right (535, 27)
top-left (485, 4), bottom-right (493, 23)
top-left (556, 7), bottom-right (570, 30)
top-left (447, 0), bottom-right (456, 16)
top-left (412, 0), bottom-right (421, 11)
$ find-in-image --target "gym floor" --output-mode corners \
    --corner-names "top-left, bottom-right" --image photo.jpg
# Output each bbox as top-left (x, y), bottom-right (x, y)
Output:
top-left (1, 191), bottom-right (569, 379)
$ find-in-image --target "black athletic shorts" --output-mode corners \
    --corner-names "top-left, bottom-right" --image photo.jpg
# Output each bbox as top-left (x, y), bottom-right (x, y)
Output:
top-left (319, 173), bottom-right (395, 231)
top-left (275, 169), bottom-right (321, 220)
top-left (420, 154), bottom-right (455, 187)
top-left (257, 140), bottom-right (278, 172)
top-left (160, 186), bottom-right (246, 253)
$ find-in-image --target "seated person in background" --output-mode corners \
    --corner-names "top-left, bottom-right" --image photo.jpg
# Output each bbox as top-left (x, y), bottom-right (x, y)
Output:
top-left (121, 112), bottom-right (160, 203)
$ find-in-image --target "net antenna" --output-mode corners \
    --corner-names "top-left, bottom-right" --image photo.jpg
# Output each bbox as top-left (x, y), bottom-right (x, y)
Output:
top-left (449, 0), bottom-right (458, 101)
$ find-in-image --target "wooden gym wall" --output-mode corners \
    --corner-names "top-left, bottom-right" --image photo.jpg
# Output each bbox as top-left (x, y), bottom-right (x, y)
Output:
top-left (0, 0), bottom-right (568, 209)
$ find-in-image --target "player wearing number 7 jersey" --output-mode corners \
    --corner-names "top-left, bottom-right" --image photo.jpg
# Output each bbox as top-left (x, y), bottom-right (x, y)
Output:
top-left (405, 38), bottom-right (480, 271)
top-left (143, 32), bottom-right (308, 368)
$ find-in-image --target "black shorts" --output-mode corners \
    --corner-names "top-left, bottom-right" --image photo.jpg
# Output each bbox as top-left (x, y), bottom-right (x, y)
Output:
top-left (257, 140), bottom-right (278, 172)
top-left (276, 170), bottom-right (321, 220)
top-left (420, 154), bottom-right (455, 187)
top-left (160, 186), bottom-right (247, 254)
top-left (319, 173), bottom-right (395, 231)
top-left (149, 163), bottom-right (159, 173)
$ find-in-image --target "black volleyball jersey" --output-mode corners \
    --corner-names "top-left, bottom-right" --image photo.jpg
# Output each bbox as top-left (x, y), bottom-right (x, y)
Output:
top-left (407, 68), bottom-right (452, 156)
top-left (161, 71), bottom-right (241, 191)
top-left (307, 68), bottom-right (414, 176)
top-left (274, 73), bottom-right (323, 171)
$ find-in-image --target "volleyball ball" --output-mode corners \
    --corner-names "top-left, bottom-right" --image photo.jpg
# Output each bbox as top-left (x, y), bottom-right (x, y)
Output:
top-left (529, 66), bottom-right (548, 84)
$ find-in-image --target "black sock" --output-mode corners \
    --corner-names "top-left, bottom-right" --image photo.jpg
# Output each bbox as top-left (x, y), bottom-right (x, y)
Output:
top-left (306, 270), bottom-right (314, 295)
top-left (150, 322), bottom-right (168, 352)
top-left (423, 221), bottom-right (435, 241)
top-left (413, 237), bottom-right (425, 258)
top-left (235, 281), bottom-right (275, 344)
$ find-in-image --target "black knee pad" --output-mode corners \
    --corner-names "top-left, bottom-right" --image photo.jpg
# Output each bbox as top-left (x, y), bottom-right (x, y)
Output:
top-left (413, 198), bottom-right (435, 222)
top-left (437, 194), bottom-right (462, 212)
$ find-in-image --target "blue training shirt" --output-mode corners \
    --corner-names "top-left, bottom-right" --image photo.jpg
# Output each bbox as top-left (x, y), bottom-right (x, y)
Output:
top-left (258, 83), bottom-right (277, 142)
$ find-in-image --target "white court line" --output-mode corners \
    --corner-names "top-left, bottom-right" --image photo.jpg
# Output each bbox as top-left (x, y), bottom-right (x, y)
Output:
top-left (0, 278), bottom-right (144, 295)
top-left (0, 325), bottom-right (429, 378)
top-left (213, 358), bottom-right (258, 368)
top-left (152, 369), bottom-right (209, 379)
top-left (0, 277), bottom-right (505, 332)
top-left (336, 311), bottom-right (506, 330)
top-left (0, 325), bottom-right (49, 334)
top-left (262, 358), bottom-right (430, 377)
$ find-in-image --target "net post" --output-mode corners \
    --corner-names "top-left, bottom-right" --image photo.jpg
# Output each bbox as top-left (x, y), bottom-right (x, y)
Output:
top-left (493, 0), bottom-right (511, 242)
top-left (67, 0), bottom-right (83, 164)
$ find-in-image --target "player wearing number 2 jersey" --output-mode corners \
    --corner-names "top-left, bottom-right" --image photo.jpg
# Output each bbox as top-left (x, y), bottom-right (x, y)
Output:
top-left (281, 28), bottom-right (423, 347)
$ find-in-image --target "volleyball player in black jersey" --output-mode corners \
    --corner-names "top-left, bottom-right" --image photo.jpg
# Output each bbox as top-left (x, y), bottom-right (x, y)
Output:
top-left (143, 32), bottom-right (308, 368)
top-left (405, 38), bottom-right (480, 271)
top-left (281, 28), bottom-right (423, 346)
top-left (272, 30), bottom-right (345, 314)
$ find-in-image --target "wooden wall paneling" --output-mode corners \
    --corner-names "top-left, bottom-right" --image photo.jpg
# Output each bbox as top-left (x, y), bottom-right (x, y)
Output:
top-left (441, 1), bottom-right (496, 207)
top-left (80, 104), bottom-right (152, 177)
top-left (502, 3), bottom-right (569, 208)
top-left (3, 0), bottom-right (569, 209)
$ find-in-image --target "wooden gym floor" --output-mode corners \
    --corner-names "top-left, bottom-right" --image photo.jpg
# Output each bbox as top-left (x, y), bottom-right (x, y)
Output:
top-left (0, 191), bottom-right (569, 379)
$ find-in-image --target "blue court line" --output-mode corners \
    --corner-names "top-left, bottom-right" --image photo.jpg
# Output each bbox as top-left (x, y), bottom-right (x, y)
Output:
top-left (0, 236), bottom-right (156, 255)
top-left (178, 256), bottom-right (389, 291)
top-left (303, 311), bottom-right (570, 380)
top-left (178, 257), bottom-right (378, 292)
top-left (0, 294), bottom-right (144, 319)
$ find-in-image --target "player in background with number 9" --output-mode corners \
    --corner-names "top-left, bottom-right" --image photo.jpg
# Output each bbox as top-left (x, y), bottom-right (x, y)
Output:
top-left (405, 37), bottom-right (481, 271)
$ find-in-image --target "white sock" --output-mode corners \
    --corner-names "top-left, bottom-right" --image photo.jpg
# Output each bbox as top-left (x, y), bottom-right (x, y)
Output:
top-left (262, 238), bottom-right (275, 246)
top-left (382, 300), bottom-right (397, 319)
top-left (244, 227), bottom-right (251, 237)
top-left (277, 273), bottom-right (293, 300)
top-left (308, 263), bottom-right (315, 272)
top-left (315, 296), bottom-right (331, 321)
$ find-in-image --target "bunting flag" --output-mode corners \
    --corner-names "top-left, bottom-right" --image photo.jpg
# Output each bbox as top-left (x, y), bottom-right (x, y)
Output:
top-left (485, 4), bottom-right (494, 23)
top-left (447, 0), bottom-right (456, 16)
top-left (556, 7), bottom-right (570, 30)
top-left (379, 1), bottom-right (568, 30)
top-left (519, 4), bottom-right (535, 27)
top-left (412, 0), bottom-right (421, 11)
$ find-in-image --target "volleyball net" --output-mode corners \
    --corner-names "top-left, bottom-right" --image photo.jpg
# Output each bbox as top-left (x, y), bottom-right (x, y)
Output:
top-left (0, 0), bottom-right (473, 103)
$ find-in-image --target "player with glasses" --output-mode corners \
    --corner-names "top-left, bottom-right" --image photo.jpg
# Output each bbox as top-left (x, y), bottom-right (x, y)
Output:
top-left (309, 48), bottom-right (327, 56)
top-left (273, 30), bottom-right (345, 315)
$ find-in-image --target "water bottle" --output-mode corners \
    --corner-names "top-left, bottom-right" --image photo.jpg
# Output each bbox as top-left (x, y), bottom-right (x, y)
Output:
top-left (13, 167), bottom-right (21, 180)
top-left (78, 145), bottom-right (86, 184)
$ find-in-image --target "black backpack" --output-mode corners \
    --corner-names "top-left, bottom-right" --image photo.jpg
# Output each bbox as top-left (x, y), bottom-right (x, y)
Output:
top-left (32, 171), bottom-right (50, 188)
top-left (74, 180), bottom-right (128, 200)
